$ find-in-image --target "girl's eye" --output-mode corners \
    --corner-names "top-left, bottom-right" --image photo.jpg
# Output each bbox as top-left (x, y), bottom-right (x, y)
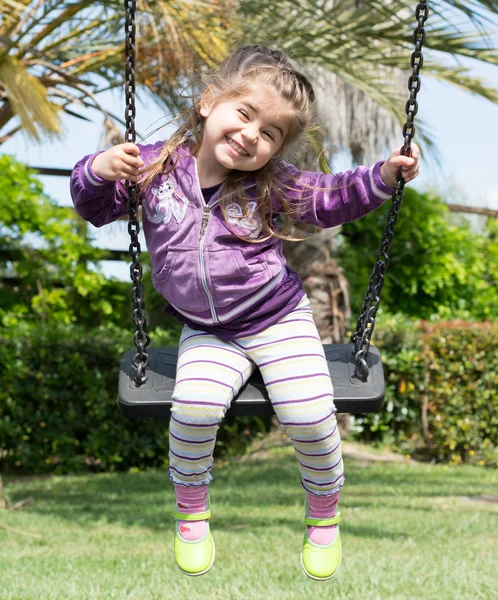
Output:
top-left (238, 110), bottom-right (249, 120)
top-left (263, 131), bottom-right (275, 141)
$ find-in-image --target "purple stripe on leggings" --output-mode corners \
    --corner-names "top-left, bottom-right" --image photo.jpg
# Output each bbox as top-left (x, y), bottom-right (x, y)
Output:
top-left (258, 353), bottom-right (324, 367)
top-left (181, 344), bottom-right (245, 359)
top-left (266, 372), bottom-right (330, 386)
top-left (279, 411), bottom-right (335, 428)
top-left (180, 332), bottom-right (212, 346)
top-left (176, 377), bottom-right (233, 390)
top-left (302, 472), bottom-right (344, 487)
top-left (297, 456), bottom-right (342, 472)
top-left (243, 334), bottom-right (321, 351)
top-left (173, 399), bottom-right (228, 408)
top-left (170, 449), bottom-right (213, 462)
top-left (171, 414), bottom-right (220, 428)
top-left (169, 431), bottom-right (216, 445)
top-left (169, 465), bottom-right (210, 477)
top-left (292, 425), bottom-right (337, 444)
top-left (177, 359), bottom-right (242, 374)
top-left (272, 393), bottom-right (333, 407)
top-left (271, 317), bottom-right (314, 327)
top-left (295, 440), bottom-right (341, 458)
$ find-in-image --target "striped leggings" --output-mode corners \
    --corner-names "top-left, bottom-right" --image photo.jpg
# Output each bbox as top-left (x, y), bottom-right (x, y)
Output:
top-left (168, 296), bottom-right (344, 496)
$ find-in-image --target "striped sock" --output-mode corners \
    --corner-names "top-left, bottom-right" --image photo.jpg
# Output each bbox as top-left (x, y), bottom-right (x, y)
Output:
top-left (307, 491), bottom-right (339, 545)
top-left (174, 484), bottom-right (208, 541)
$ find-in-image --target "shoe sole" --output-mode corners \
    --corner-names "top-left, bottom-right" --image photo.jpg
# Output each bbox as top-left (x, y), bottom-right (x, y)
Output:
top-left (300, 549), bottom-right (341, 582)
top-left (175, 536), bottom-right (216, 577)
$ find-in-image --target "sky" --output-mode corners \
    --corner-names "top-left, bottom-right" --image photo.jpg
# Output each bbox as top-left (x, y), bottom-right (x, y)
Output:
top-left (4, 37), bottom-right (498, 279)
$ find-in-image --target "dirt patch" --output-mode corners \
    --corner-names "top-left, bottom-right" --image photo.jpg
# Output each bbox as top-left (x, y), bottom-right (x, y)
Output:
top-left (341, 441), bottom-right (414, 464)
top-left (242, 428), bottom-right (414, 464)
top-left (433, 496), bottom-right (498, 511)
top-left (457, 495), bottom-right (498, 504)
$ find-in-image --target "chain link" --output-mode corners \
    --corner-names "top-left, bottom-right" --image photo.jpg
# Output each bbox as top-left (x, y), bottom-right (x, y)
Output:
top-left (125, 0), bottom-right (150, 385)
top-left (351, 1), bottom-right (429, 381)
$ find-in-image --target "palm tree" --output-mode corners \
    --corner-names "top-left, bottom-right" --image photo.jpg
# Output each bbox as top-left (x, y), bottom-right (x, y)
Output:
top-left (0, 0), bottom-right (234, 145)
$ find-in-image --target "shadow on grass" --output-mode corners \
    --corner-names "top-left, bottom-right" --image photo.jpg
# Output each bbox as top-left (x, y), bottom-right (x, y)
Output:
top-left (4, 451), bottom-right (497, 541)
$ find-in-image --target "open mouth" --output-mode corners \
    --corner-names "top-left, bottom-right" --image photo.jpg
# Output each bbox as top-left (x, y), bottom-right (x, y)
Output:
top-left (226, 136), bottom-right (250, 157)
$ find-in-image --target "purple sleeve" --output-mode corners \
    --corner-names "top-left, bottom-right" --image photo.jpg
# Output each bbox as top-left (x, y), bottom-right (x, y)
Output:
top-left (278, 161), bottom-right (396, 228)
top-left (70, 141), bottom-right (164, 228)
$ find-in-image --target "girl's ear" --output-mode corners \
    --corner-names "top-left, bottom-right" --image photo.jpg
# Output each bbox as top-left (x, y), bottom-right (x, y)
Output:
top-left (199, 87), bottom-right (215, 117)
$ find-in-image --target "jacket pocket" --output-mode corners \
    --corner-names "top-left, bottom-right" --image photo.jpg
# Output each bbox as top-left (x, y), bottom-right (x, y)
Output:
top-left (152, 248), bottom-right (210, 314)
top-left (206, 248), bottom-right (271, 308)
top-left (152, 251), bottom-right (176, 284)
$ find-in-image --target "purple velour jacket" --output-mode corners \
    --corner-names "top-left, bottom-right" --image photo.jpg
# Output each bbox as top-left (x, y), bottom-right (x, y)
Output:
top-left (70, 140), bottom-right (395, 340)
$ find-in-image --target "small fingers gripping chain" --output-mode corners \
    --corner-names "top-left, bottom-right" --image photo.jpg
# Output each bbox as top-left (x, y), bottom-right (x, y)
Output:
top-left (125, 0), bottom-right (150, 385)
top-left (351, 1), bottom-right (429, 381)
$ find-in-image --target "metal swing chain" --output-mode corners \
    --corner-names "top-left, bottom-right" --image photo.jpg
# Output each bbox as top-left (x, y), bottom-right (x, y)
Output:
top-left (125, 0), bottom-right (150, 385)
top-left (351, 1), bottom-right (429, 381)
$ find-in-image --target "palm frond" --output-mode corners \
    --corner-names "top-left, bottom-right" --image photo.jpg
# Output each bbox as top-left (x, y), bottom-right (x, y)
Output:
top-left (426, 62), bottom-right (498, 101)
top-left (0, 0), bottom-right (235, 143)
top-left (0, 55), bottom-right (62, 141)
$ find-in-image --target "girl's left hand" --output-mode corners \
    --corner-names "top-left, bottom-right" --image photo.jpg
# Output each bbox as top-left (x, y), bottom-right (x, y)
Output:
top-left (380, 143), bottom-right (420, 188)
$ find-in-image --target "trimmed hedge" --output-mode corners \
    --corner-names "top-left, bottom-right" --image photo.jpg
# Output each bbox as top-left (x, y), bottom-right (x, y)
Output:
top-left (1, 318), bottom-right (497, 474)
top-left (0, 323), bottom-right (271, 474)
top-left (353, 317), bottom-right (498, 467)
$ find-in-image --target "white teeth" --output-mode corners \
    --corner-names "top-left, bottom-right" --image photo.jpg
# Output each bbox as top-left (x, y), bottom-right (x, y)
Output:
top-left (226, 137), bottom-right (249, 156)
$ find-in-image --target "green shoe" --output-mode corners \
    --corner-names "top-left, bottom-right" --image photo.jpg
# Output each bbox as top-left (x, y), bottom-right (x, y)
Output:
top-left (173, 506), bottom-right (215, 577)
top-left (300, 501), bottom-right (341, 581)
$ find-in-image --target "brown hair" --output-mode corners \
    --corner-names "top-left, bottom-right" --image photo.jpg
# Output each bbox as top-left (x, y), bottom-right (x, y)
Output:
top-left (140, 45), bottom-right (318, 241)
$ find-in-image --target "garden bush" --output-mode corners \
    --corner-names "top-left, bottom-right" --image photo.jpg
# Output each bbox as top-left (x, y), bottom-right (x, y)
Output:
top-left (0, 322), bottom-right (271, 474)
top-left (353, 317), bottom-right (498, 467)
top-left (1, 318), bottom-right (496, 474)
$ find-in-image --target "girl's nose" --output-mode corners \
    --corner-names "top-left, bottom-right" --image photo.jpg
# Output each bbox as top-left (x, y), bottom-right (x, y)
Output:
top-left (242, 126), bottom-right (258, 144)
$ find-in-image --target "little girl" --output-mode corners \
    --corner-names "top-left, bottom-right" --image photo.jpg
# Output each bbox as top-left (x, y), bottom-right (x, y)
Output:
top-left (71, 44), bottom-right (420, 580)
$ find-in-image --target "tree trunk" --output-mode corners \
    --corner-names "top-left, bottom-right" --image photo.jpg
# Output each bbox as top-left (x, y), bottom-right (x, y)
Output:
top-left (0, 474), bottom-right (6, 509)
top-left (0, 102), bottom-right (14, 135)
top-left (283, 226), bottom-right (351, 343)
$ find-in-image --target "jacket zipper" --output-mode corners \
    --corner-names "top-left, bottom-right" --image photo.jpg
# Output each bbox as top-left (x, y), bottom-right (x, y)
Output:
top-left (200, 205), bottom-right (210, 239)
top-left (198, 205), bottom-right (219, 323)
top-left (193, 157), bottom-right (220, 324)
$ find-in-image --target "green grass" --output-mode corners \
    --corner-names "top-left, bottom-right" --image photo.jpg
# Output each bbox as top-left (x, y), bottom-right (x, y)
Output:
top-left (1, 445), bottom-right (497, 600)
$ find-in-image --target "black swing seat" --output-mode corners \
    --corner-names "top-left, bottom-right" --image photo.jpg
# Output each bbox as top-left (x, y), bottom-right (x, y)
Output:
top-left (118, 343), bottom-right (385, 418)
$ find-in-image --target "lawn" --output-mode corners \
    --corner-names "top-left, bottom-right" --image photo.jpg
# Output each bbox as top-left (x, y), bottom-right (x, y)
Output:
top-left (1, 442), bottom-right (497, 600)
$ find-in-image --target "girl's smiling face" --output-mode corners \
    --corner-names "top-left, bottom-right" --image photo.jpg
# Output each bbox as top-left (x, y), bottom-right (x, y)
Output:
top-left (197, 85), bottom-right (295, 182)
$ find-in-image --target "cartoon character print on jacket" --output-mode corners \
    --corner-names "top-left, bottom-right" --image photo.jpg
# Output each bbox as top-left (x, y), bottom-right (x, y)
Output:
top-left (225, 201), bottom-right (262, 239)
top-left (144, 178), bottom-right (189, 225)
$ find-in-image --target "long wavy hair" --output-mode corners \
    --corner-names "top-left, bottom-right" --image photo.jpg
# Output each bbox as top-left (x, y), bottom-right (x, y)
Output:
top-left (140, 45), bottom-right (320, 241)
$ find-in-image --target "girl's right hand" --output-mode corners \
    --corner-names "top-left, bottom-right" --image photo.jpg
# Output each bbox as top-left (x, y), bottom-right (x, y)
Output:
top-left (91, 143), bottom-right (144, 182)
